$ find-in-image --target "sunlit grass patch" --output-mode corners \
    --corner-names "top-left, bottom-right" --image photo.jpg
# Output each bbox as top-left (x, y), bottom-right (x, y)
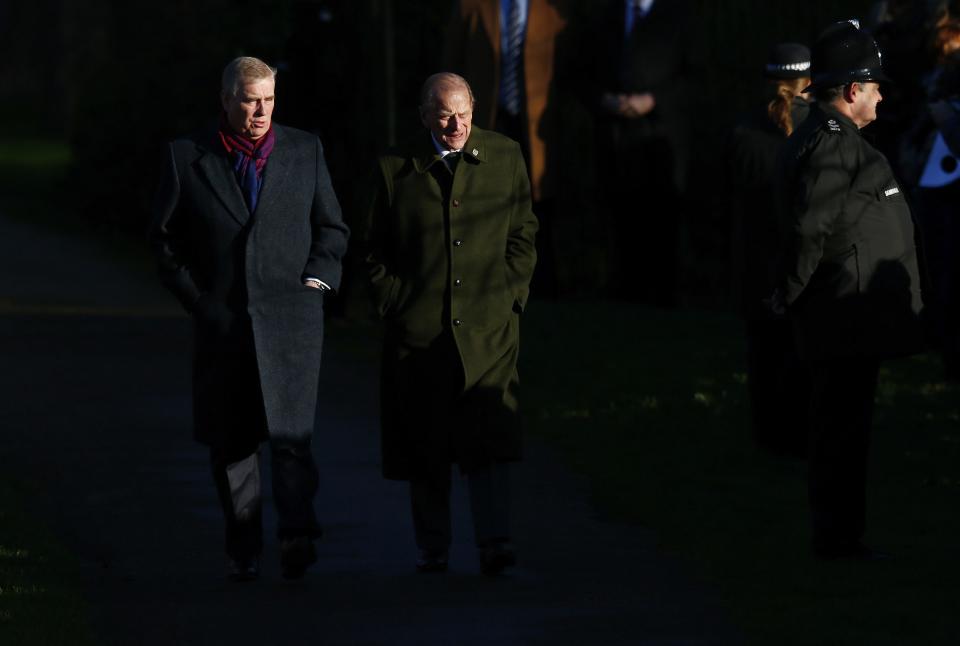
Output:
top-left (0, 480), bottom-right (92, 645)
top-left (521, 301), bottom-right (960, 646)
top-left (0, 139), bottom-right (72, 169)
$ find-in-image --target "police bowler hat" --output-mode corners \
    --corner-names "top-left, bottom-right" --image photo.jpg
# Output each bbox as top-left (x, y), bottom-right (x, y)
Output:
top-left (764, 43), bottom-right (811, 80)
top-left (805, 20), bottom-right (891, 92)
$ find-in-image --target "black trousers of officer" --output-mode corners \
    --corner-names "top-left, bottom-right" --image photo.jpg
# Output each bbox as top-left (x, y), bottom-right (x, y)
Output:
top-left (745, 317), bottom-right (810, 457)
top-left (807, 357), bottom-right (880, 553)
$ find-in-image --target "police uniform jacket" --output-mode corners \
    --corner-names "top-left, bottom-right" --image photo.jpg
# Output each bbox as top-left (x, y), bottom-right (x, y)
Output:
top-left (363, 126), bottom-right (538, 480)
top-left (779, 102), bottom-right (923, 361)
top-left (150, 123), bottom-right (349, 448)
top-left (728, 97), bottom-right (809, 318)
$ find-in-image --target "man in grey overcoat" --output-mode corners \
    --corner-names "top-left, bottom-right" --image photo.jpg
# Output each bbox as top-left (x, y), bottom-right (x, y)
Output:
top-left (150, 56), bottom-right (349, 580)
top-left (363, 73), bottom-right (538, 575)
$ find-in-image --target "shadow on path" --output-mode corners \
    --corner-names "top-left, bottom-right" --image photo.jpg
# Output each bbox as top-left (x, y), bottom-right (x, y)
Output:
top-left (0, 213), bottom-right (742, 645)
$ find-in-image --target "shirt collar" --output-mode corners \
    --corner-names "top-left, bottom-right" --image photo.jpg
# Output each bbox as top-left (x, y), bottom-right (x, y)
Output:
top-left (431, 134), bottom-right (460, 157)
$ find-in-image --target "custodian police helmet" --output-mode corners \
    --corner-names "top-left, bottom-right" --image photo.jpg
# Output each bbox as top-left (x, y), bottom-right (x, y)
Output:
top-left (805, 20), bottom-right (891, 92)
top-left (764, 42), bottom-right (811, 80)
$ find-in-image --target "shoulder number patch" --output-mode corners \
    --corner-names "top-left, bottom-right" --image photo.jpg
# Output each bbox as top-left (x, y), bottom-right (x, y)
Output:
top-left (884, 187), bottom-right (900, 197)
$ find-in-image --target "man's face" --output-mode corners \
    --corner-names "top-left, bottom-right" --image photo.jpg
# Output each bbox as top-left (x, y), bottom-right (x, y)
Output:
top-left (222, 78), bottom-right (275, 139)
top-left (421, 84), bottom-right (473, 151)
top-left (851, 81), bottom-right (882, 128)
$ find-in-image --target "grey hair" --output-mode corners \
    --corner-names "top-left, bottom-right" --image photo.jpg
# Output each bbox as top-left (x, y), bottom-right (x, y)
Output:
top-left (419, 72), bottom-right (475, 113)
top-left (221, 56), bottom-right (277, 97)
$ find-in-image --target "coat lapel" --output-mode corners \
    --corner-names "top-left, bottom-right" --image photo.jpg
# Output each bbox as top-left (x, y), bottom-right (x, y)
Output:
top-left (196, 133), bottom-right (250, 227)
top-left (253, 126), bottom-right (293, 220)
top-left (412, 129), bottom-right (489, 176)
top-left (412, 133), bottom-right (446, 174)
top-left (451, 130), bottom-right (487, 195)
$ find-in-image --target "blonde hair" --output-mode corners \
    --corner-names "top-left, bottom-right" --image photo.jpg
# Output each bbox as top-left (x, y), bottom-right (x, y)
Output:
top-left (767, 77), bottom-right (809, 136)
top-left (932, 20), bottom-right (960, 64)
top-left (221, 56), bottom-right (277, 97)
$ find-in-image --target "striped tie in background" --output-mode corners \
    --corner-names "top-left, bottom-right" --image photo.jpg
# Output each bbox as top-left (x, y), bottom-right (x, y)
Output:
top-left (500, 0), bottom-right (524, 116)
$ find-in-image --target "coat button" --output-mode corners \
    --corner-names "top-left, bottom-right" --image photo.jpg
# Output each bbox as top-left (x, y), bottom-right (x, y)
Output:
top-left (453, 239), bottom-right (463, 247)
top-left (454, 278), bottom-right (462, 287)
top-left (452, 198), bottom-right (461, 207)
top-left (453, 318), bottom-right (462, 326)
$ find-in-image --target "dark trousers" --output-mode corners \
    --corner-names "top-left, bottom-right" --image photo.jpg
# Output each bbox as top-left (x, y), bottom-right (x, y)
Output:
top-left (744, 317), bottom-right (810, 457)
top-left (807, 357), bottom-right (880, 553)
top-left (211, 437), bottom-right (321, 562)
top-left (410, 461), bottom-right (511, 551)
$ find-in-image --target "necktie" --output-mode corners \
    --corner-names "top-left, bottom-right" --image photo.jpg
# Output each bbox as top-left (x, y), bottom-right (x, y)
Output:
top-left (500, 0), bottom-right (523, 116)
top-left (625, 0), bottom-right (649, 39)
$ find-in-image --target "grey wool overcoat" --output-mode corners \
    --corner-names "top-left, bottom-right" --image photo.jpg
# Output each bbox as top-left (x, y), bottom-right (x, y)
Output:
top-left (362, 126), bottom-right (538, 480)
top-left (150, 123), bottom-right (349, 448)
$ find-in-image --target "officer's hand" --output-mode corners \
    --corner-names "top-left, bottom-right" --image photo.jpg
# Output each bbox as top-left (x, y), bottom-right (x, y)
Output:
top-left (621, 93), bottom-right (656, 118)
top-left (763, 288), bottom-right (786, 317)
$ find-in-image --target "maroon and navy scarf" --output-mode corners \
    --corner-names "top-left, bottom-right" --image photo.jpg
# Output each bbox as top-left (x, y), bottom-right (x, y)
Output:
top-left (218, 117), bottom-right (276, 213)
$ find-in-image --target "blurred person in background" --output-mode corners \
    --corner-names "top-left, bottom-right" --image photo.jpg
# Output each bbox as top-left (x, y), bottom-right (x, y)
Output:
top-left (594, 0), bottom-right (698, 306)
top-left (900, 35), bottom-right (960, 380)
top-left (727, 43), bottom-right (812, 458)
top-left (869, 0), bottom-right (945, 168)
top-left (443, 0), bottom-right (599, 297)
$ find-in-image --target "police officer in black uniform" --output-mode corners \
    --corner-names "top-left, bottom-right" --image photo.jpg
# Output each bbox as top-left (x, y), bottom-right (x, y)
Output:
top-left (777, 20), bottom-right (924, 559)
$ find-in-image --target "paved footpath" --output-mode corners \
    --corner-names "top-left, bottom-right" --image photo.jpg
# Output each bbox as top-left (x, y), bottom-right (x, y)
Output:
top-left (0, 212), bottom-right (743, 646)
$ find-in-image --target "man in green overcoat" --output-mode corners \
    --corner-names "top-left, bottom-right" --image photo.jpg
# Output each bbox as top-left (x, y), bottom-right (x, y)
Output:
top-left (362, 72), bottom-right (538, 575)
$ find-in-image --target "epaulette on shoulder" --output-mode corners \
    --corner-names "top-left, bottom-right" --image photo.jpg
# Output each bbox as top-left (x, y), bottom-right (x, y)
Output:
top-left (823, 118), bottom-right (842, 134)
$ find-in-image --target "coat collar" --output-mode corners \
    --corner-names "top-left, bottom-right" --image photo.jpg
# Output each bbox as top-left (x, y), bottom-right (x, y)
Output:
top-left (814, 102), bottom-right (859, 134)
top-left (411, 128), bottom-right (488, 174)
top-left (195, 123), bottom-right (292, 226)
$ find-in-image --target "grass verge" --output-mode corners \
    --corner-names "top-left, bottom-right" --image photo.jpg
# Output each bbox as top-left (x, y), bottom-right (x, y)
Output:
top-left (519, 300), bottom-right (959, 646)
top-left (0, 137), bottom-right (96, 644)
top-left (0, 480), bottom-right (93, 646)
top-left (0, 136), bottom-right (154, 275)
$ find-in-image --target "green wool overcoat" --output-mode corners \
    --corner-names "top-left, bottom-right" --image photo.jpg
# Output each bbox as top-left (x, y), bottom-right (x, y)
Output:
top-left (363, 126), bottom-right (538, 480)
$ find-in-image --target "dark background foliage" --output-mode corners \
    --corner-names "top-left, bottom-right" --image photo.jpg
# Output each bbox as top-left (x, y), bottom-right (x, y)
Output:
top-left (4, 0), bottom-right (895, 305)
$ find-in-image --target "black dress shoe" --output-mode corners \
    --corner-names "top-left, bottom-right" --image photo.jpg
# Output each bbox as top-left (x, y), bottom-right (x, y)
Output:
top-left (415, 548), bottom-right (449, 573)
top-left (227, 556), bottom-right (260, 582)
top-left (280, 536), bottom-right (317, 579)
top-left (478, 541), bottom-right (516, 576)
